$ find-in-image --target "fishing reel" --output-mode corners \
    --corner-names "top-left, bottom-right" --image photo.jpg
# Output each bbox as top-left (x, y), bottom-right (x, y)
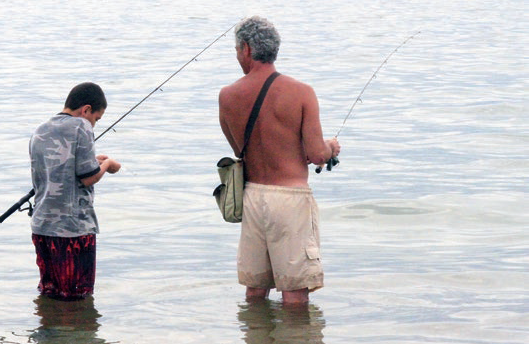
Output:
top-left (315, 156), bottom-right (340, 174)
top-left (19, 199), bottom-right (34, 217)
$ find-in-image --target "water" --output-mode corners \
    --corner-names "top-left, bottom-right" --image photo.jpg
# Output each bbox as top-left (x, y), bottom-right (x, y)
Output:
top-left (0, 0), bottom-right (527, 343)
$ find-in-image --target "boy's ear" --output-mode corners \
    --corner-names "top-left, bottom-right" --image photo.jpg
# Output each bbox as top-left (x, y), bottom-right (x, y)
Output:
top-left (80, 104), bottom-right (92, 115)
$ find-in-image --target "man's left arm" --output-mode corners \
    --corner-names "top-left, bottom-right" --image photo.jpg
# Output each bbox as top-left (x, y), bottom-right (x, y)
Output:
top-left (219, 88), bottom-right (242, 157)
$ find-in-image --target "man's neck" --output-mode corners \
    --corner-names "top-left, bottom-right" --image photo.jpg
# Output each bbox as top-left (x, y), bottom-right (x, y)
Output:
top-left (245, 62), bottom-right (276, 77)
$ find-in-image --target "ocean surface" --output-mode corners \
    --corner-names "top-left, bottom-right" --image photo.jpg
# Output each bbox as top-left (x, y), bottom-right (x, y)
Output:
top-left (0, 1), bottom-right (527, 343)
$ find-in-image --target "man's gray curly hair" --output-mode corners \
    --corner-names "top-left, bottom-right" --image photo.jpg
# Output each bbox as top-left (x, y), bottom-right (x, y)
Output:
top-left (235, 16), bottom-right (281, 64)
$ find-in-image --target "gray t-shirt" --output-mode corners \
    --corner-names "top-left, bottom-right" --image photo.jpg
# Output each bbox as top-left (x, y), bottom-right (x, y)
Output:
top-left (29, 113), bottom-right (101, 237)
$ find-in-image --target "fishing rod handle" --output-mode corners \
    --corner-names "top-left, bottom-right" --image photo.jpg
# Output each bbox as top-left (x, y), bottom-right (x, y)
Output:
top-left (315, 156), bottom-right (340, 174)
top-left (0, 189), bottom-right (35, 223)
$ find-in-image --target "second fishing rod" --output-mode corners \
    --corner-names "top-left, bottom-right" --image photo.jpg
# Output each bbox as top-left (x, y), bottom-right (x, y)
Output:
top-left (0, 22), bottom-right (238, 224)
top-left (316, 31), bottom-right (421, 173)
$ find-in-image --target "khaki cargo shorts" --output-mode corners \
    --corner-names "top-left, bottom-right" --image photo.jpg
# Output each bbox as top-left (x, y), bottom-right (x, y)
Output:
top-left (238, 182), bottom-right (324, 292)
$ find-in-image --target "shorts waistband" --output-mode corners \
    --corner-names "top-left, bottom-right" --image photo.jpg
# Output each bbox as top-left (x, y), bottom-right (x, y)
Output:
top-left (245, 182), bottom-right (313, 194)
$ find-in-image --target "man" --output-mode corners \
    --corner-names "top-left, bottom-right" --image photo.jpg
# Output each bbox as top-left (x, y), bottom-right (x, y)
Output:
top-left (29, 82), bottom-right (121, 300)
top-left (219, 16), bottom-right (340, 304)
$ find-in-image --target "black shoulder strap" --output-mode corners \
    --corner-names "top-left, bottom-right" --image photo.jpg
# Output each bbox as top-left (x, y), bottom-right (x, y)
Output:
top-left (239, 71), bottom-right (281, 158)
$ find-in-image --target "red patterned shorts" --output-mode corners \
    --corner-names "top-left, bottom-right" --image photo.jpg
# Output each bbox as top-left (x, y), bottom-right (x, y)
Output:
top-left (32, 234), bottom-right (96, 300)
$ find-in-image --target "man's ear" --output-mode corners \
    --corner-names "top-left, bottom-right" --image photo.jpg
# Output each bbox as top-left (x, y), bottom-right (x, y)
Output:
top-left (243, 42), bottom-right (252, 57)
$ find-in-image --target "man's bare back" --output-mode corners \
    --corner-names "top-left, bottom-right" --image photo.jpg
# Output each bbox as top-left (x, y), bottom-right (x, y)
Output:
top-left (219, 63), bottom-right (336, 187)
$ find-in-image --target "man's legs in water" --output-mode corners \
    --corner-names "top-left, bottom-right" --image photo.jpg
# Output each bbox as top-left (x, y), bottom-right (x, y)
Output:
top-left (246, 287), bottom-right (309, 305)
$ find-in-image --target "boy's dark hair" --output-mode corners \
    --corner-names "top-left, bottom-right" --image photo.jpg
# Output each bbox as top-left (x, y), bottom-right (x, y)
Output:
top-left (64, 82), bottom-right (107, 111)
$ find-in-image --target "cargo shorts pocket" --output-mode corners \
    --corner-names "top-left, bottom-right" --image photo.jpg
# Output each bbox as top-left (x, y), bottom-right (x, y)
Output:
top-left (306, 246), bottom-right (321, 261)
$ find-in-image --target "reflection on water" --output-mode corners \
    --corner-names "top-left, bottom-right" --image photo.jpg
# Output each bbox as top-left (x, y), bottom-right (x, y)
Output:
top-left (237, 300), bottom-right (326, 344)
top-left (28, 296), bottom-right (106, 344)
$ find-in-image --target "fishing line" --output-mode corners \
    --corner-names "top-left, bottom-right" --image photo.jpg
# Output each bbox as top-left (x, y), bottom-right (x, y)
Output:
top-left (335, 31), bottom-right (420, 138)
top-left (316, 30), bottom-right (421, 173)
top-left (0, 21), bottom-right (238, 224)
top-left (96, 21), bottom-right (239, 141)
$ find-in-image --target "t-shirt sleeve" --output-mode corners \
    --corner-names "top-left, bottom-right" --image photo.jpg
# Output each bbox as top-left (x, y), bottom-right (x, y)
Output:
top-left (76, 120), bottom-right (100, 179)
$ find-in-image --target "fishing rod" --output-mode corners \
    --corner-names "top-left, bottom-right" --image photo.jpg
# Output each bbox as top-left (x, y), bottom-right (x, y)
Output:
top-left (96, 22), bottom-right (238, 141)
top-left (316, 30), bottom-right (421, 173)
top-left (0, 22), bottom-right (238, 224)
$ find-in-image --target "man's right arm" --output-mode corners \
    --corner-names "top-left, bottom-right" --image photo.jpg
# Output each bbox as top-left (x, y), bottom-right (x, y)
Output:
top-left (301, 84), bottom-right (339, 165)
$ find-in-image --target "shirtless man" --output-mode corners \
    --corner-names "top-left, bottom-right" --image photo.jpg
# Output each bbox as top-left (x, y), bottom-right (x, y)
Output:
top-left (219, 16), bottom-right (340, 304)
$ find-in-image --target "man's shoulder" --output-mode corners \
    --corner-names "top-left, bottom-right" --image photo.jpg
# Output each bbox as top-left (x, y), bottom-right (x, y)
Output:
top-left (221, 75), bottom-right (247, 93)
top-left (279, 74), bottom-right (313, 89)
top-left (219, 76), bottom-right (250, 108)
top-left (222, 72), bottom-right (309, 92)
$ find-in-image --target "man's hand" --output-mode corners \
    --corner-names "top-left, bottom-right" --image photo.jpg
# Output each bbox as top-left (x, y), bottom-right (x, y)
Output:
top-left (326, 137), bottom-right (341, 158)
top-left (316, 137), bottom-right (341, 173)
